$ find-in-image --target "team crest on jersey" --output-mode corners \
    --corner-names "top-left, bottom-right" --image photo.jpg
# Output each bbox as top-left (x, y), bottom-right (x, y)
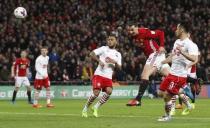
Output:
top-left (20, 64), bottom-right (26, 69)
top-left (97, 82), bottom-right (101, 87)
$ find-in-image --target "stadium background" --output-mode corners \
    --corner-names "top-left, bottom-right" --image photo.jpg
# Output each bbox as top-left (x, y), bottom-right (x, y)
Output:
top-left (0, 0), bottom-right (210, 98)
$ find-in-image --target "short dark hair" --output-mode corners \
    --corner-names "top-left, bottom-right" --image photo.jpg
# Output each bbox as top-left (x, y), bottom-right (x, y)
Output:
top-left (108, 31), bottom-right (118, 39)
top-left (41, 46), bottom-right (48, 50)
top-left (179, 21), bottom-right (191, 33)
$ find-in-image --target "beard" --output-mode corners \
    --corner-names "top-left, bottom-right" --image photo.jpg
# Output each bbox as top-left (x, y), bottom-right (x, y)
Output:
top-left (108, 44), bottom-right (115, 49)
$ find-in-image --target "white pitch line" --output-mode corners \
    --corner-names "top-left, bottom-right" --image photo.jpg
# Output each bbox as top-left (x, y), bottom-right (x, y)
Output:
top-left (0, 112), bottom-right (210, 120)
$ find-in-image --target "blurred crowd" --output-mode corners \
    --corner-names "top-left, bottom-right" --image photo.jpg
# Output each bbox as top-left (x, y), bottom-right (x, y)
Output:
top-left (0, 0), bottom-right (210, 82)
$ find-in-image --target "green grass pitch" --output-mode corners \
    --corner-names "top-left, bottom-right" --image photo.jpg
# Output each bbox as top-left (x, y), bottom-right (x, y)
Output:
top-left (0, 99), bottom-right (210, 128)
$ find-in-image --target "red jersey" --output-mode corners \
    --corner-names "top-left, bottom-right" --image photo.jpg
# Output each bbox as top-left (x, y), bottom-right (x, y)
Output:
top-left (13, 58), bottom-right (30, 77)
top-left (134, 28), bottom-right (165, 57)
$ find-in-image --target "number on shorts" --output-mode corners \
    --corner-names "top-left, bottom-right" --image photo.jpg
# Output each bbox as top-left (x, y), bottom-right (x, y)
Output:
top-left (169, 82), bottom-right (175, 90)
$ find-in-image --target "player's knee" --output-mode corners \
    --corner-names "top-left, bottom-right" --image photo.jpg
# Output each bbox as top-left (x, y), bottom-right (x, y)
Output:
top-left (106, 90), bottom-right (112, 95)
top-left (93, 90), bottom-right (100, 96)
top-left (15, 87), bottom-right (20, 91)
top-left (179, 93), bottom-right (185, 98)
top-left (105, 87), bottom-right (112, 95)
top-left (157, 90), bottom-right (164, 97)
top-left (27, 86), bottom-right (31, 91)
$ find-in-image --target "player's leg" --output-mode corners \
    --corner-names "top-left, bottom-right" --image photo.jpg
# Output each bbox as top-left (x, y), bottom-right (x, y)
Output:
top-left (23, 77), bottom-right (33, 104)
top-left (178, 78), bottom-right (193, 115)
top-left (190, 84), bottom-right (196, 109)
top-left (127, 64), bottom-right (156, 106)
top-left (83, 89), bottom-right (100, 112)
top-left (26, 86), bottom-right (32, 104)
top-left (170, 95), bottom-right (177, 116)
top-left (12, 77), bottom-right (22, 103)
top-left (33, 79), bottom-right (42, 108)
top-left (12, 86), bottom-right (19, 104)
top-left (158, 74), bottom-right (181, 121)
top-left (158, 92), bottom-right (173, 121)
top-left (44, 77), bottom-right (54, 108)
top-left (175, 95), bottom-right (183, 109)
top-left (158, 76), bottom-right (173, 121)
top-left (159, 65), bottom-right (170, 77)
top-left (180, 93), bottom-right (193, 115)
top-left (82, 75), bottom-right (101, 117)
top-left (92, 87), bottom-right (112, 117)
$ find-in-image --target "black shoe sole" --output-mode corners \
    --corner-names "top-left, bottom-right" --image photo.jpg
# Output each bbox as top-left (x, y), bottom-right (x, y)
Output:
top-left (126, 104), bottom-right (141, 106)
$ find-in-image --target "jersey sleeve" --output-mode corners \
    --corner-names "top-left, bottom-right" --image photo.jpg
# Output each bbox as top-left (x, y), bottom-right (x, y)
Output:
top-left (145, 30), bottom-right (165, 47)
top-left (27, 59), bottom-right (30, 68)
top-left (117, 53), bottom-right (122, 66)
top-left (188, 42), bottom-right (198, 55)
top-left (93, 46), bottom-right (105, 56)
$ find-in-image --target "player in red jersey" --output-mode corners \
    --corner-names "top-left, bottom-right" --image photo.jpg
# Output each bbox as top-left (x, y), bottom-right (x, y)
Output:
top-left (11, 50), bottom-right (33, 104)
top-left (126, 25), bottom-right (170, 106)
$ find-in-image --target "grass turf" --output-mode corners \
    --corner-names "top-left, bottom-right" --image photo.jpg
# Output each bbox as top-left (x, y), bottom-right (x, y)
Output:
top-left (0, 99), bottom-right (210, 128)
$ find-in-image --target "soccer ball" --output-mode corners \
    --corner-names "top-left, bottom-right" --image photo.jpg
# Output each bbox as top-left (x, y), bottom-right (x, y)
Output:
top-left (14, 7), bottom-right (27, 18)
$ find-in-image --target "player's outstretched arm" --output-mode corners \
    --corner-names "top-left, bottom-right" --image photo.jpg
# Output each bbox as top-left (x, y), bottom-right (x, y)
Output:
top-left (176, 46), bottom-right (198, 62)
top-left (146, 30), bottom-right (165, 47)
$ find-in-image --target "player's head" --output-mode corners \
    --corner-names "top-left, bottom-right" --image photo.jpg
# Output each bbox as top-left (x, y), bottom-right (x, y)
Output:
top-left (175, 21), bottom-right (191, 38)
top-left (127, 25), bottom-right (138, 36)
top-left (20, 50), bottom-right (27, 58)
top-left (40, 46), bottom-right (48, 57)
top-left (106, 33), bottom-right (118, 49)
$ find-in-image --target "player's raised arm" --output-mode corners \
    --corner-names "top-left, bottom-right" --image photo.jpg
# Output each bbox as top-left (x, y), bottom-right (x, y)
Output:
top-left (146, 29), bottom-right (165, 47)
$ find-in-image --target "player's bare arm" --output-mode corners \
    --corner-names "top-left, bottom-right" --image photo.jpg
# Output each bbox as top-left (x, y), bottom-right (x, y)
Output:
top-left (186, 57), bottom-right (198, 69)
top-left (11, 65), bottom-right (15, 78)
top-left (161, 53), bottom-right (173, 64)
top-left (176, 46), bottom-right (198, 62)
top-left (90, 51), bottom-right (104, 67)
top-left (106, 57), bottom-right (122, 70)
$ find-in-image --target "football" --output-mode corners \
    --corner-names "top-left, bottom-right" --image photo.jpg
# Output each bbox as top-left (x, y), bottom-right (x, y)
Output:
top-left (14, 7), bottom-right (27, 18)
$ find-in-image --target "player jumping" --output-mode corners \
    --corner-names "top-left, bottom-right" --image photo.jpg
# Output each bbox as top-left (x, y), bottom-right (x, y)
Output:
top-left (11, 50), bottom-right (33, 104)
top-left (126, 25), bottom-right (170, 106)
top-left (33, 47), bottom-right (54, 108)
top-left (158, 21), bottom-right (199, 121)
top-left (82, 33), bottom-right (122, 117)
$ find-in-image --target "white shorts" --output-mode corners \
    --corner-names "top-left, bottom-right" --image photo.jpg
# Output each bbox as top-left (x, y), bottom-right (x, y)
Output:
top-left (15, 77), bottom-right (30, 87)
top-left (146, 52), bottom-right (170, 72)
top-left (187, 68), bottom-right (197, 78)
